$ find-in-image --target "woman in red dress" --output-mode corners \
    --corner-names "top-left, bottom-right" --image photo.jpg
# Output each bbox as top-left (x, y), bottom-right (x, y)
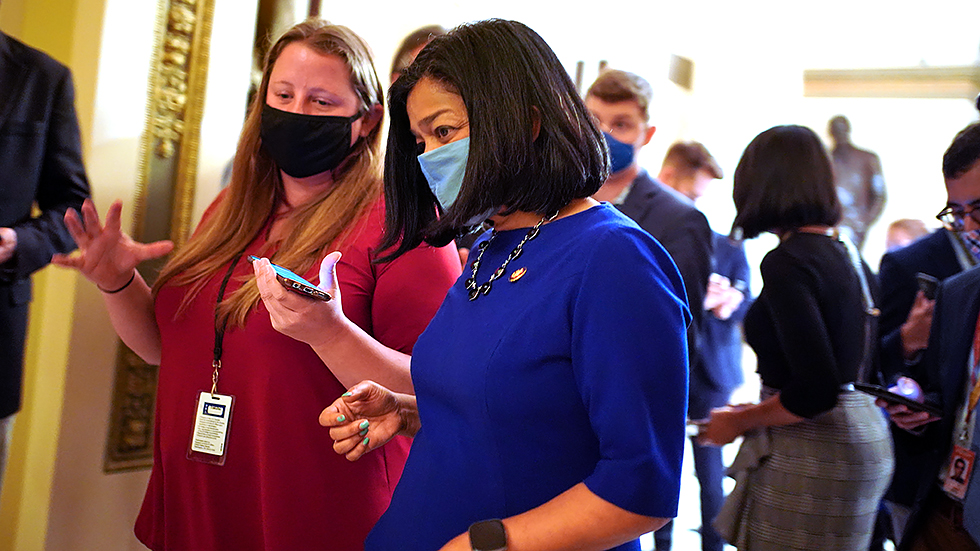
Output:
top-left (54, 20), bottom-right (460, 551)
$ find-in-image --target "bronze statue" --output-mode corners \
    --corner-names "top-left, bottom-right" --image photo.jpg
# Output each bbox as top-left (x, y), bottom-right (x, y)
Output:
top-left (829, 115), bottom-right (886, 250)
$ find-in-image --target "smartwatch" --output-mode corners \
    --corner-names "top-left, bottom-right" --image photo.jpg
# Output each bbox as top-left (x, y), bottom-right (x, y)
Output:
top-left (468, 519), bottom-right (507, 551)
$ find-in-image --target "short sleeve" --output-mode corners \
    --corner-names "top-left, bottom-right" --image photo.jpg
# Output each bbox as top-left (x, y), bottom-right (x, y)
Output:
top-left (572, 227), bottom-right (690, 518)
top-left (759, 253), bottom-right (842, 417)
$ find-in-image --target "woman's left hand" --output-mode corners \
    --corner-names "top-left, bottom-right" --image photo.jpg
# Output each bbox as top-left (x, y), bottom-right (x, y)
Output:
top-left (696, 405), bottom-right (749, 446)
top-left (319, 381), bottom-right (413, 461)
top-left (254, 252), bottom-right (346, 348)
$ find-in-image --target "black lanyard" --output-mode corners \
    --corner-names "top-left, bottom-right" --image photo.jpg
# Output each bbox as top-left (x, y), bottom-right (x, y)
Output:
top-left (211, 252), bottom-right (243, 394)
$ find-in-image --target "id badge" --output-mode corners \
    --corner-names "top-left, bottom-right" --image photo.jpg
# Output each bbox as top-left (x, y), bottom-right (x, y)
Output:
top-left (943, 445), bottom-right (976, 500)
top-left (187, 392), bottom-right (235, 466)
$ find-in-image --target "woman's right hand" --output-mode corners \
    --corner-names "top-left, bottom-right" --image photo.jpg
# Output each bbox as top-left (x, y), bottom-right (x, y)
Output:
top-left (253, 252), bottom-right (348, 348)
top-left (696, 403), bottom-right (755, 447)
top-left (319, 381), bottom-right (417, 461)
top-left (52, 199), bottom-right (174, 289)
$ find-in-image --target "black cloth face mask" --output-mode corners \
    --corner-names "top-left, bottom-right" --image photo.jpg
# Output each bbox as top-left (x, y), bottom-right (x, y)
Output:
top-left (260, 104), bottom-right (362, 178)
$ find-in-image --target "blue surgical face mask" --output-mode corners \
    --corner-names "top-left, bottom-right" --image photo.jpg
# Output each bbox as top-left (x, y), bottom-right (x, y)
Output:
top-left (418, 137), bottom-right (470, 211)
top-left (603, 132), bottom-right (635, 174)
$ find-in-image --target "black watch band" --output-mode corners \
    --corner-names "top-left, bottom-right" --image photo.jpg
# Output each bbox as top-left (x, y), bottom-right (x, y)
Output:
top-left (468, 519), bottom-right (507, 551)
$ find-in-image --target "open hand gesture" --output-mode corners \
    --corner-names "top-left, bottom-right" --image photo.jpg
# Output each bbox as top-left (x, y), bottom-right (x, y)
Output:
top-left (51, 199), bottom-right (173, 290)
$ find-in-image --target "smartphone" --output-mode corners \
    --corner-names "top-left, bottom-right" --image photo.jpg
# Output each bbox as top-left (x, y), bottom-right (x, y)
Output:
top-left (248, 255), bottom-right (331, 302)
top-left (853, 382), bottom-right (942, 418)
top-left (915, 272), bottom-right (939, 300)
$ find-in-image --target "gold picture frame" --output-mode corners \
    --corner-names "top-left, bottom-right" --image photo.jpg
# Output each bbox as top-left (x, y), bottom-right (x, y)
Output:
top-left (103, 0), bottom-right (215, 473)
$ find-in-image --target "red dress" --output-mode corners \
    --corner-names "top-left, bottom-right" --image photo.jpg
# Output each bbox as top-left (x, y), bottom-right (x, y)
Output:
top-left (134, 200), bottom-right (460, 550)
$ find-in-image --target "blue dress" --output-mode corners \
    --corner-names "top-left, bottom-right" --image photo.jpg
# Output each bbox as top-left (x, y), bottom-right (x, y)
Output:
top-left (366, 203), bottom-right (690, 551)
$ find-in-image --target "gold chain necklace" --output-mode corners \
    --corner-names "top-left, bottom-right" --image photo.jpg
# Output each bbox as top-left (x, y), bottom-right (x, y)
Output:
top-left (465, 210), bottom-right (559, 301)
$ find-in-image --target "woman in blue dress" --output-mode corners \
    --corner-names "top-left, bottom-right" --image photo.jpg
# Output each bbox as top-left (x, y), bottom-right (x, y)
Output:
top-left (261, 19), bottom-right (691, 551)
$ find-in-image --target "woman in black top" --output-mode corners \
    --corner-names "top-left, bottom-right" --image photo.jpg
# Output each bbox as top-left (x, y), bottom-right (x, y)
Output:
top-left (697, 125), bottom-right (893, 550)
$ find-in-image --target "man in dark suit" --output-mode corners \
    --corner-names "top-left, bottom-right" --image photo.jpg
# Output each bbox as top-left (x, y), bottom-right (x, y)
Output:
top-left (0, 29), bottom-right (91, 492)
top-left (585, 70), bottom-right (714, 551)
top-left (877, 122), bottom-right (980, 544)
top-left (659, 141), bottom-right (751, 551)
top-left (882, 122), bottom-right (980, 550)
top-left (889, 265), bottom-right (980, 551)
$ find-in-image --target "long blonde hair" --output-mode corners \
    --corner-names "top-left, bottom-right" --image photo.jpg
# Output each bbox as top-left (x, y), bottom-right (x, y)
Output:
top-left (153, 20), bottom-right (384, 328)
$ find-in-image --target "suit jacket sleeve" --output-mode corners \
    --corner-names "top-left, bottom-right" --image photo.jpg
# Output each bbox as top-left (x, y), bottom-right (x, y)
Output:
top-left (724, 239), bottom-right (752, 324)
top-left (909, 275), bottom-right (969, 480)
top-left (919, 271), bottom-right (975, 415)
top-left (1, 67), bottom-right (90, 282)
top-left (657, 209), bottom-right (713, 331)
top-left (876, 249), bottom-right (918, 384)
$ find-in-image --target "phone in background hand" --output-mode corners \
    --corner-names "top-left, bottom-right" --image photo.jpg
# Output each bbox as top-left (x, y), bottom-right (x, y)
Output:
top-left (248, 255), bottom-right (331, 302)
top-left (915, 272), bottom-right (939, 300)
top-left (853, 382), bottom-right (942, 418)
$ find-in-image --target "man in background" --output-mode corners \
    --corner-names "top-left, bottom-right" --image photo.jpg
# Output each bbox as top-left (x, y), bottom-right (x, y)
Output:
top-left (585, 70), bottom-right (714, 551)
top-left (877, 121), bottom-right (980, 546)
top-left (882, 122), bottom-right (980, 551)
top-left (885, 218), bottom-right (930, 253)
top-left (659, 141), bottom-right (751, 551)
top-left (0, 26), bottom-right (91, 494)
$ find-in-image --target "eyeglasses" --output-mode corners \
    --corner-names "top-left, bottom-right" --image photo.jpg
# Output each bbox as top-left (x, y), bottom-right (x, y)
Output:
top-left (937, 199), bottom-right (980, 232)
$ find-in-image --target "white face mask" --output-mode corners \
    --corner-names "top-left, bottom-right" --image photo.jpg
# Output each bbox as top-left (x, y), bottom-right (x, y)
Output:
top-left (418, 136), bottom-right (470, 211)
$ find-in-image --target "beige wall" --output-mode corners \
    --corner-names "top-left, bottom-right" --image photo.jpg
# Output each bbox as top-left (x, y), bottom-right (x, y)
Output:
top-left (0, 0), bottom-right (103, 548)
top-left (0, 0), bottom-right (254, 549)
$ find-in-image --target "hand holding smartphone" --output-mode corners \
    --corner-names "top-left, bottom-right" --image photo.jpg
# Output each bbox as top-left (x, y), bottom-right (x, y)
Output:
top-left (249, 255), bottom-right (331, 302)
top-left (915, 272), bottom-right (939, 300)
top-left (854, 381), bottom-right (942, 417)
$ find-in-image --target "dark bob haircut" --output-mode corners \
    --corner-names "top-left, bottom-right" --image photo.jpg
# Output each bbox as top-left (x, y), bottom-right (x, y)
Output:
top-left (378, 18), bottom-right (609, 261)
top-left (943, 122), bottom-right (980, 181)
top-left (732, 125), bottom-right (841, 239)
